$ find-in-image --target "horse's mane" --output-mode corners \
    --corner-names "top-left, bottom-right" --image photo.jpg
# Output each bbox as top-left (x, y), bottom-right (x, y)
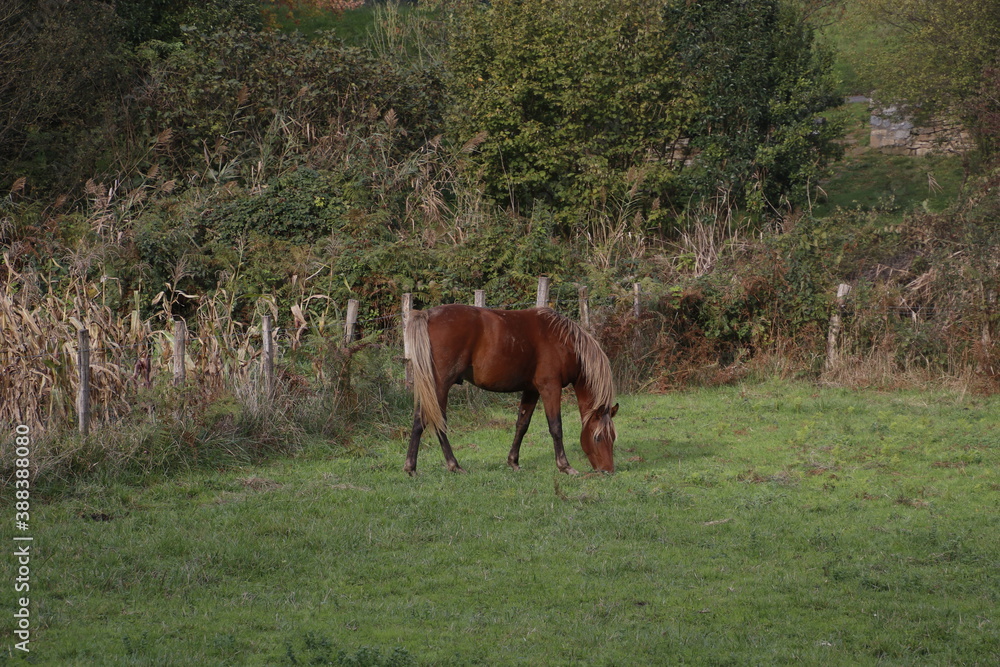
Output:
top-left (538, 308), bottom-right (615, 419)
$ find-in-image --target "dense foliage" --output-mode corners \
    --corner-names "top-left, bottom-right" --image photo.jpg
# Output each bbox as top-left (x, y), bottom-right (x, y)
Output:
top-left (670, 0), bottom-right (844, 216)
top-left (140, 28), bottom-right (445, 181)
top-left (0, 0), bottom-right (131, 193)
top-left (447, 0), bottom-right (695, 223)
top-left (115, 0), bottom-right (263, 43)
top-left (447, 0), bottom-right (843, 227)
top-left (856, 0), bottom-right (1000, 111)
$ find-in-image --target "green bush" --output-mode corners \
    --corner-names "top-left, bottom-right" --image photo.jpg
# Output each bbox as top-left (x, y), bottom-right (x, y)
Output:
top-left (447, 0), bottom-right (691, 225)
top-left (0, 0), bottom-right (132, 194)
top-left (208, 168), bottom-right (351, 244)
top-left (115, 0), bottom-right (263, 44)
top-left (199, 188), bottom-right (580, 324)
top-left (670, 0), bottom-right (843, 217)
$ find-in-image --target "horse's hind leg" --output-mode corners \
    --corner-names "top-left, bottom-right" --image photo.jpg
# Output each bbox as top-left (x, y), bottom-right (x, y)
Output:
top-left (436, 429), bottom-right (464, 473)
top-left (406, 408), bottom-right (464, 474)
top-left (507, 389), bottom-right (539, 471)
top-left (404, 412), bottom-right (424, 475)
top-left (434, 384), bottom-right (464, 473)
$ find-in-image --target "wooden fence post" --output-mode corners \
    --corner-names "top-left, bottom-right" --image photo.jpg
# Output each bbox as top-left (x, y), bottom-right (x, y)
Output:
top-left (262, 315), bottom-right (274, 395)
top-left (474, 290), bottom-right (486, 308)
top-left (173, 319), bottom-right (186, 387)
top-left (984, 290), bottom-right (995, 347)
top-left (402, 293), bottom-right (413, 388)
top-left (77, 328), bottom-right (90, 436)
top-left (981, 290), bottom-right (996, 376)
top-left (536, 276), bottom-right (550, 309)
top-left (345, 299), bottom-right (359, 345)
top-left (633, 283), bottom-right (641, 319)
top-left (578, 285), bottom-right (590, 331)
top-left (825, 283), bottom-right (852, 371)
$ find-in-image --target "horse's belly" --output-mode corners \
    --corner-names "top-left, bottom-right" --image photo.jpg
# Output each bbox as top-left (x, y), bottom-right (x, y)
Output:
top-left (463, 365), bottom-right (532, 393)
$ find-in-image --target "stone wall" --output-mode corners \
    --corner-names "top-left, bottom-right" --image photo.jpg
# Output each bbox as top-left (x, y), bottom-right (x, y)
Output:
top-left (870, 106), bottom-right (973, 156)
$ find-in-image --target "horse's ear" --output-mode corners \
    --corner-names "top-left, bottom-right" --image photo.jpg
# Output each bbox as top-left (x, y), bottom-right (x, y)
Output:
top-left (609, 403), bottom-right (619, 418)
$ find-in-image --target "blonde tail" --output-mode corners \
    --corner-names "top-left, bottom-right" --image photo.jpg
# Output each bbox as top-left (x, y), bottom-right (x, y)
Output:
top-left (404, 310), bottom-right (445, 435)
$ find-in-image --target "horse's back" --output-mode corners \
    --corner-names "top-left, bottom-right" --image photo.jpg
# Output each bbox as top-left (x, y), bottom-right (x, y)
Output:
top-left (424, 304), bottom-right (548, 351)
top-left (423, 305), bottom-right (573, 392)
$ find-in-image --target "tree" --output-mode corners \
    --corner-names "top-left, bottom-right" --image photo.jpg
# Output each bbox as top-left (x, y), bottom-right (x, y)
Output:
top-left (856, 0), bottom-right (1000, 117)
top-left (966, 66), bottom-right (1000, 158)
top-left (669, 0), bottom-right (843, 217)
top-left (446, 0), bottom-right (842, 230)
top-left (0, 0), bottom-right (28, 159)
top-left (114, 0), bottom-right (262, 44)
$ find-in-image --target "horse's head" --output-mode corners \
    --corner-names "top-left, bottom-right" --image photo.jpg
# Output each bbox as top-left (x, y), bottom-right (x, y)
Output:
top-left (581, 403), bottom-right (618, 472)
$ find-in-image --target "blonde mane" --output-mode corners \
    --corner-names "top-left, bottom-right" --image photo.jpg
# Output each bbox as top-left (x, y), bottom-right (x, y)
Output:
top-left (538, 308), bottom-right (616, 421)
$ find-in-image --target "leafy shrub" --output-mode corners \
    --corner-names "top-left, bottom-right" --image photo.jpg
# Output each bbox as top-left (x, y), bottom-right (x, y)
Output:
top-left (115, 0), bottom-right (263, 44)
top-left (199, 191), bottom-right (580, 326)
top-left (669, 0), bottom-right (844, 217)
top-left (141, 28), bottom-right (444, 179)
top-left (447, 0), bottom-right (692, 224)
top-left (208, 168), bottom-right (351, 243)
top-left (443, 206), bottom-right (577, 306)
top-left (965, 65), bottom-right (1000, 159)
top-left (0, 0), bottom-right (132, 194)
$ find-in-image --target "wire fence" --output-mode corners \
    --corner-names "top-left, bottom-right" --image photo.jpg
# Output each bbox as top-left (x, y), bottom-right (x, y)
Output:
top-left (1, 277), bottom-right (642, 434)
top-left (3, 277), bottom-right (993, 433)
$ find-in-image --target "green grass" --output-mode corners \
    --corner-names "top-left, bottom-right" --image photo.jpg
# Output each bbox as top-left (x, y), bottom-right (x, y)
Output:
top-left (815, 1), bottom-right (887, 97)
top-left (813, 151), bottom-right (966, 220)
top-left (4, 382), bottom-right (999, 665)
top-left (267, 3), bottom-right (377, 43)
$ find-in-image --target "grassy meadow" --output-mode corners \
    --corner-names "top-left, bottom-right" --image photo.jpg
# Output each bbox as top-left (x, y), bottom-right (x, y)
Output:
top-left (4, 382), bottom-right (999, 665)
top-left (811, 101), bottom-right (967, 220)
top-left (815, 1), bottom-right (886, 97)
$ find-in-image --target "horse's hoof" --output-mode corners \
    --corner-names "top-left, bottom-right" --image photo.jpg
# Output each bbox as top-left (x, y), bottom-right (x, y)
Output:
top-left (560, 466), bottom-right (579, 476)
top-left (404, 466), bottom-right (417, 476)
top-left (507, 462), bottom-right (521, 471)
top-left (447, 463), bottom-right (466, 474)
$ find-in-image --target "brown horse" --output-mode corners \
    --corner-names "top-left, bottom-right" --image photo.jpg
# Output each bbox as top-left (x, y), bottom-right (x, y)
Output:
top-left (403, 304), bottom-right (618, 475)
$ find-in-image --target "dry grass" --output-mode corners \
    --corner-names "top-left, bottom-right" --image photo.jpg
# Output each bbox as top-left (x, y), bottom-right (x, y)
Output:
top-left (0, 271), bottom-right (366, 493)
top-left (671, 189), bottom-right (759, 278)
top-left (821, 347), bottom-right (994, 396)
top-left (1, 279), bottom-right (138, 428)
top-left (0, 278), bottom-right (274, 431)
top-left (585, 168), bottom-right (648, 274)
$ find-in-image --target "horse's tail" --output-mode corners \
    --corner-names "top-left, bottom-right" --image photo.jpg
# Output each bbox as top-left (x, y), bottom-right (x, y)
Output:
top-left (404, 310), bottom-right (445, 436)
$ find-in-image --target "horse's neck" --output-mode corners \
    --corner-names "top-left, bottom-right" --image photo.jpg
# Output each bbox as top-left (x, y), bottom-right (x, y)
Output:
top-left (573, 377), bottom-right (597, 419)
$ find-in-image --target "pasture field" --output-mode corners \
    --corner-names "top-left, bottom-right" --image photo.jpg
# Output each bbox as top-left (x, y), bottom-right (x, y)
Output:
top-left (810, 101), bottom-right (967, 221)
top-left (3, 382), bottom-right (999, 665)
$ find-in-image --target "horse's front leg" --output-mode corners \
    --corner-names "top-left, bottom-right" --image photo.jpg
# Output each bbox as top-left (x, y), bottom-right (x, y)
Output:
top-left (541, 386), bottom-right (578, 475)
top-left (507, 389), bottom-right (539, 470)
